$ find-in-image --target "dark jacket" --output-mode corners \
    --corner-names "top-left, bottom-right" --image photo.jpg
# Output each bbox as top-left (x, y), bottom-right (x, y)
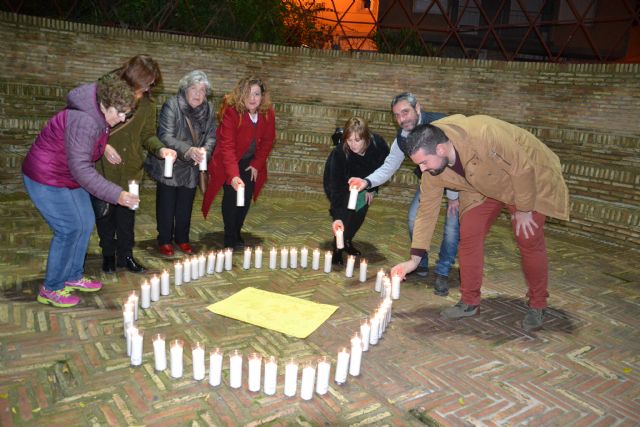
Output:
top-left (145, 96), bottom-right (216, 188)
top-left (328, 133), bottom-right (389, 222)
top-left (22, 83), bottom-right (122, 204)
top-left (98, 96), bottom-right (165, 187)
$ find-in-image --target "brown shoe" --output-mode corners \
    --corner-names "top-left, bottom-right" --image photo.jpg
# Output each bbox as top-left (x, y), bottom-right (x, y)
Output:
top-left (159, 244), bottom-right (174, 256)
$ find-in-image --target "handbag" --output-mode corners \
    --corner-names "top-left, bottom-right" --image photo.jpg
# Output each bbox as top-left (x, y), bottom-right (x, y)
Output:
top-left (186, 117), bottom-right (209, 194)
top-left (90, 195), bottom-right (112, 220)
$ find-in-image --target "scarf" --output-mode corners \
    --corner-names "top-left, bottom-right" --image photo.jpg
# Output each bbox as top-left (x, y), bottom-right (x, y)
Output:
top-left (177, 90), bottom-right (210, 140)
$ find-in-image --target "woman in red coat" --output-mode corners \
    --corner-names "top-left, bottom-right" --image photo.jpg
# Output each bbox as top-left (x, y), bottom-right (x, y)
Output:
top-left (201, 76), bottom-right (276, 248)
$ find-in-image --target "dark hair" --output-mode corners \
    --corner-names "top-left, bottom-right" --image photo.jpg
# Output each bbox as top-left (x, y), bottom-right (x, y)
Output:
top-left (96, 73), bottom-right (136, 112)
top-left (113, 54), bottom-right (161, 94)
top-left (342, 117), bottom-right (371, 155)
top-left (404, 123), bottom-right (448, 156)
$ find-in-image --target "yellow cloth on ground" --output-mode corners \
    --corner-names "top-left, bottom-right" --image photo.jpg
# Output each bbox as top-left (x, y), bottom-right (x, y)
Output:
top-left (206, 287), bottom-right (338, 338)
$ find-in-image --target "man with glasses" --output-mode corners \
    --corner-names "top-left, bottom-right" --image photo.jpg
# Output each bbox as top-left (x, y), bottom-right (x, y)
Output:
top-left (349, 92), bottom-right (460, 296)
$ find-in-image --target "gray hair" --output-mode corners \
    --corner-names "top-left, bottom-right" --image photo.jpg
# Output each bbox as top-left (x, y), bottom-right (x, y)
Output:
top-left (178, 70), bottom-right (212, 95)
top-left (390, 92), bottom-right (418, 109)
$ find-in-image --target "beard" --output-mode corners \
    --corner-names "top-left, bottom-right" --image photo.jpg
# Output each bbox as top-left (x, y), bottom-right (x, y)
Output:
top-left (428, 157), bottom-right (448, 176)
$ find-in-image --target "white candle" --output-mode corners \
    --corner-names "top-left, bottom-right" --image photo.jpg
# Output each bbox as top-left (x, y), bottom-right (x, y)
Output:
top-left (243, 247), bottom-right (252, 270)
top-left (206, 251), bottom-right (215, 274)
top-left (300, 363), bottom-right (316, 400)
top-left (130, 330), bottom-right (143, 366)
top-left (192, 342), bottom-right (206, 381)
top-left (140, 280), bottom-right (150, 309)
top-left (300, 247), bottom-right (308, 268)
top-left (284, 359), bottom-right (298, 397)
top-left (164, 155), bottom-right (174, 178)
top-left (183, 258), bottom-right (191, 283)
top-left (376, 310), bottom-right (385, 339)
top-left (150, 275), bottom-right (160, 301)
top-left (374, 269), bottom-right (384, 292)
top-left (349, 334), bottom-right (363, 377)
top-left (359, 259), bottom-right (367, 283)
top-left (335, 228), bottom-right (344, 249)
top-left (198, 254), bottom-right (206, 277)
top-left (360, 320), bottom-right (371, 352)
top-left (127, 291), bottom-right (139, 321)
top-left (209, 348), bottom-right (223, 387)
top-left (280, 247), bottom-right (289, 269)
top-left (247, 353), bottom-right (262, 392)
top-left (369, 315), bottom-right (379, 346)
top-left (311, 249), bottom-right (320, 270)
top-left (347, 186), bottom-right (358, 210)
top-left (391, 273), bottom-right (401, 300)
top-left (170, 339), bottom-right (184, 378)
top-left (224, 248), bottom-right (233, 271)
top-left (199, 152), bottom-right (207, 171)
top-left (191, 255), bottom-right (199, 280)
top-left (289, 247), bottom-right (298, 269)
top-left (345, 255), bottom-right (355, 278)
top-left (323, 251), bottom-right (332, 273)
top-left (215, 249), bottom-right (224, 273)
top-left (126, 324), bottom-right (137, 356)
top-left (334, 348), bottom-right (350, 385)
top-left (315, 356), bottom-right (331, 395)
top-left (229, 350), bottom-right (243, 389)
top-left (123, 304), bottom-right (134, 337)
top-left (128, 180), bottom-right (139, 210)
top-left (254, 246), bottom-right (263, 269)
top-left (160, 270), bottom-right (170, 296)
top-left (236, 183), bottom-right (245, 207)
top-left (263, 356), bottom-right (277, 395)
top-left (269, 247), bottom-right (277, 269)
top-left (153, 334), bottom-right (167, 371)
top-left (382, 277), bottom-right (391, 299)
top-left (175, 262), bottom-right (183, 286)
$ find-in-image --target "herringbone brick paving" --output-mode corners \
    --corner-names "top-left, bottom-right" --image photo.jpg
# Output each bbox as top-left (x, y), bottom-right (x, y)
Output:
top-left (0, 190), bottom-right (638, 426)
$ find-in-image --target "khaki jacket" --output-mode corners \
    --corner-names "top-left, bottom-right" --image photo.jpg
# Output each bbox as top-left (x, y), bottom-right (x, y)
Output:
top-left (97, 96), bottom-right (165, 187)
top-left (412, 114), bottom-right (570, 253)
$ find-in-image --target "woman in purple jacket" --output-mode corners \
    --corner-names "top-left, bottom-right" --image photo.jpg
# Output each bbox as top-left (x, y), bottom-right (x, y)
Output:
top-left (22, 74), bottom-right (137, 308)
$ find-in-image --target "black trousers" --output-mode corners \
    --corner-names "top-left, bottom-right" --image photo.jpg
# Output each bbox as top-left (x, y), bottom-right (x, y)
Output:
top-left (221, 159), bottom-right (255, 248)
top-left (96, 204), bottom-right (135, 260)
top-left (156, 182), bottom-right (197, 245)
top-left (343, 204), bottom-right (369, 241)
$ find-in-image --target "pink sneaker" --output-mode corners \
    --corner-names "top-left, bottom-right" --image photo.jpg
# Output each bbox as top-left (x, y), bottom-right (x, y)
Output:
top-left (37, 286), bottom-right (80, 307)
top-left (64, 277), bottom-right (103, 292)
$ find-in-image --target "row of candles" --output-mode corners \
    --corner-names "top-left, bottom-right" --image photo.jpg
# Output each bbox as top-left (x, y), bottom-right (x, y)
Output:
top-left (123, 276), bottom-right (396, 399)
top-left (135, 246), bottom-right (402, 309)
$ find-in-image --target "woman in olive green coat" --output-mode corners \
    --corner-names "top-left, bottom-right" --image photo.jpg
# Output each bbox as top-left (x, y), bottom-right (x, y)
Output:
top-left (97, 55), bottom-right (176, 273)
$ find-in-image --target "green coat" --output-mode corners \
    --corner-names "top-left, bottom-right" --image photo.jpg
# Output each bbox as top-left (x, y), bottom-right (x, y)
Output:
top-left (97, 96), bottom-right (165, 186)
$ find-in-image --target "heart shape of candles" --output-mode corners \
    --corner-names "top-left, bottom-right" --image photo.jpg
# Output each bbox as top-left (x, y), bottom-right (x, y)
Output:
top-left (124, 244), bottom-right (396, 400)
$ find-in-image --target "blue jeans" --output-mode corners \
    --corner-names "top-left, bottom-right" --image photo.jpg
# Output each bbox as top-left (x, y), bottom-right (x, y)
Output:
top-left (407, 186), bottom-right (460, 277)
top-left (23, 175), bottom-right (95, 291)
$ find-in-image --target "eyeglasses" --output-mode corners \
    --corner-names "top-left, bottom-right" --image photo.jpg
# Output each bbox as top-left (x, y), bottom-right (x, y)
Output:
top-left (117, 110), bottom-right (134, 120)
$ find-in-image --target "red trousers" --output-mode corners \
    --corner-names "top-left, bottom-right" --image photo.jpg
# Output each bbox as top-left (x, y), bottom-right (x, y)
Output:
top-left (458, 198), bottom-right (549, 309)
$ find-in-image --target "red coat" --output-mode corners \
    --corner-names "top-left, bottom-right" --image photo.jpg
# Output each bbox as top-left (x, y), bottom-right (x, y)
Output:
top-left (201, 106), bottom-right (276, 218)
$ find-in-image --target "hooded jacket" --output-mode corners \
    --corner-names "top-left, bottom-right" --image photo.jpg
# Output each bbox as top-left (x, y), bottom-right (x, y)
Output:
top-left (22, 83), bottom-right (122, 204)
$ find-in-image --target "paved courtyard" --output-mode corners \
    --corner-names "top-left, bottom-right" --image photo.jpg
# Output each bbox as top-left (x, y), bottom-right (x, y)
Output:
top-left (0, 190), bottom-right (638, 426)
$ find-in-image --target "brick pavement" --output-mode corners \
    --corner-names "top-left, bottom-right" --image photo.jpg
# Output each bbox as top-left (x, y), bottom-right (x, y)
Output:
top-left (0, 190), bottom-right (638, 426)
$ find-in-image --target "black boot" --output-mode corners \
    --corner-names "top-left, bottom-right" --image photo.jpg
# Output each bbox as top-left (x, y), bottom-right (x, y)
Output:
top-left (344, 240), bottom-right (361, 256)
top-left (332, 240), bottom-right (344, 265)
top-left (102, 255), bottom-right (116, 273)
top-left (117, 256), bottom-right (147, 273)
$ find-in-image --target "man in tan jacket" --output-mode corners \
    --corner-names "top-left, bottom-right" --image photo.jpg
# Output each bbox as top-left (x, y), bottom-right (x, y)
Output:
top-left (391, 114), bottom-right (569, 331)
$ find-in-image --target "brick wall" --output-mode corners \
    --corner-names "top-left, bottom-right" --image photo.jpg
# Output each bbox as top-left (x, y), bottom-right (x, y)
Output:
top-left (0, 12), bottom-right (638, 248)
